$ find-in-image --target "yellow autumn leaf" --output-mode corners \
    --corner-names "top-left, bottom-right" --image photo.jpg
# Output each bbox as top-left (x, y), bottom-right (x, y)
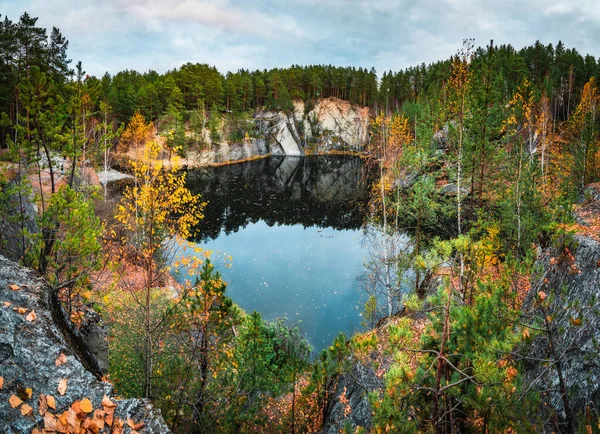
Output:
top-left (80, 397), bottom-right (93, 413)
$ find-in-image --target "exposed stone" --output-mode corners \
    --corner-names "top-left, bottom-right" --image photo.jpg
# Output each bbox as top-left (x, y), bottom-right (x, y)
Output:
top-left (522, 233), bottom-right (600, 430)
top-left (0, 174), bottom-right (38, 263)
top-left (321, 360), bottom-right (383, 434)
top-left (393, 171), bottom-right (418, 190)
top-left (79, 309), bottom-right (109, 374)
top-left (183, 98), bottom-right (371, 165)
top-left (306, 98), bottom-right (370, 152)
top-left (580, 183), bottom-right (600, 203)
top-left (440, 182), bottom-right (471, 196)
top-left (255, 110), bottom-right (304, 156)
top-left (0, 255), bottom-right (170, 433)
top-left (96, 168), bottom-right (134, 187)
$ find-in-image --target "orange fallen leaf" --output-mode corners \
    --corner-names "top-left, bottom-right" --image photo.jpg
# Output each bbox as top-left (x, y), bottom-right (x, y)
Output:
top-left (25, 310), bottom-right (36, 322)
top-left (80, 397), bottom-right (93, 413)
top-left (55, 353), bottom-right (67, 366)
top-left (55, 419), bottom-right (68, 433)
top-left (101, 395), bottom-right (116, 408)
top-left (44, 412), bottom-right (58, 430)
top-left (60, 410), bottom-right (70, 427)
top-left (134, 421), bottom-right (145, 430)
top-left (46, 395), bottom-right (56, 410)
top-left (20, 403), bottom-right (33, 416)
top-left (9, 284), bottom-right (20, 291)
top-left (127, 417), bottom-right (136, 429)
top-left (57, 378), bottom-right (67, 395)
top-left (112, 417), bottom-right (124, 434)
top-left (71, 399), bottom-right (81, 414)
top-left (93, 410), bottom-right (105, 430)
top-left (0, 376), bottom-right (4, 389)
top-left (66, 408), bottom-right (77, 428)
top-left (32, 429), bottom-right (41, 434)
top-left (9, 394), bottom-right (23, 408)
top-left (102, 394), bottom-right (116, 415)
top-left (25, 387), bottom-right (32, 399)
top-left (88, 420), bottom-right (100, 434)
top-left (38, 393), bottom-right (48, 416)
top-left (105, 413), bottom-right (113, 426)
top-left (3, 301), bottom-right (10, 307)
top-left (17, 307), bottom-right (27, 314)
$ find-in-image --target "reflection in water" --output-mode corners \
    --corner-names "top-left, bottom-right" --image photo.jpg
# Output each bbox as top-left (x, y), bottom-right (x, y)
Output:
top-left (186, 155), bottom-right (371, 241)
top-left (182, 155), bottom-right (373, 353)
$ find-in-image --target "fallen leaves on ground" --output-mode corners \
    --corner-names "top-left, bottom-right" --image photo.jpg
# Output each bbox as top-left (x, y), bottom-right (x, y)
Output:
top-left (46, 394), bottom-right (56, 410)
top-left (9, 284), bottom-right (20, 291)
top-left (0, 376), bottom-right (4, 389)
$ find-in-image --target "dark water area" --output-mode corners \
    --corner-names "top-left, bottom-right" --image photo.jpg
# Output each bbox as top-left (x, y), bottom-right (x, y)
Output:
top-left (179, 155), bottom-right (374, 353)
top-left (186, 155), bottom-right (371, 242)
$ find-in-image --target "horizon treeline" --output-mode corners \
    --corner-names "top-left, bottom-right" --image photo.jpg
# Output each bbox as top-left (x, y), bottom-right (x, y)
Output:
top-left (2, 11), bottom-right (600, 145)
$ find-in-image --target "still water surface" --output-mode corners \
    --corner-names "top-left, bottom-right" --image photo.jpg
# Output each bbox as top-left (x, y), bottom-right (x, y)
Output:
top-left (180, 155), bottom-right (372, 353)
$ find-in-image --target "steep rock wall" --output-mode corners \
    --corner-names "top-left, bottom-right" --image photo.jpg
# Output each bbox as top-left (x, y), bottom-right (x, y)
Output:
top-left (186, 98), bottom-right (371, 165)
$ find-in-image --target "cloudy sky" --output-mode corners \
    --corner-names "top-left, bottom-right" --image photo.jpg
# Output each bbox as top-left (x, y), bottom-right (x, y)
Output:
top-left (1, 0), bottom-right (599, 77)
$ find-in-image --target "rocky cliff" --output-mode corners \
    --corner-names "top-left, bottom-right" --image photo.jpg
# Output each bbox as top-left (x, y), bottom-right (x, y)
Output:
top-left (0, 255), bottom-right (170, 433)
top-left (186, 97), bottom-right (371, 165)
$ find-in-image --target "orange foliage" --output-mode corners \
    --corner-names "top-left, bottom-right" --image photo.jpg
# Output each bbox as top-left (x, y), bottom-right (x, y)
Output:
top-left (117, 111), bottom-right (154, 153)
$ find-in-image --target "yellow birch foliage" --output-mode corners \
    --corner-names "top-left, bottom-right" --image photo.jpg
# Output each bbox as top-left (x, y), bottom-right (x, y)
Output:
top-left (369, 112), bottom-right (412, 170)
top-left (115, 140), bottom-right (203, 260)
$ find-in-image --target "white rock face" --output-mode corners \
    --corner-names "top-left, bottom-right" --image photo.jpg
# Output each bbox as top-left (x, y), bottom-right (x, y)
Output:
top-left (255, 110), bottom-right (304, 156)
top-left (307, 98), bottom-right (370, 151)
top-left (187, 97), bottom-right (371, 165)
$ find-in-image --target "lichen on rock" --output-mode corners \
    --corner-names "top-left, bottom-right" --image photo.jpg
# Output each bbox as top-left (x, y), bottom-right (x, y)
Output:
top-left (0, 255), bottom-right (170, 433)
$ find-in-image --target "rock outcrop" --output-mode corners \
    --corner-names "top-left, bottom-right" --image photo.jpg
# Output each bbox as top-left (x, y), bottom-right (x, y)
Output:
top-left (0, 255), bottom-right (170, 433)
top-left (294, 98), bottom-right (371, 152)
top-left (184, 98), bottom-right (371, 165)
top-left (255, 110), bottom-right (304, 156)
top-left (321, 361), bottom-right (383, 434)
top-left (0, 174), bottom-right (38, 263)
top-left (522, 191), bottom-right (600, 429)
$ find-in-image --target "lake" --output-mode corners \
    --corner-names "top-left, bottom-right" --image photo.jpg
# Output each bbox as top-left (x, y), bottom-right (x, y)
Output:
top-left (179, 155), bottom-right (373, 353)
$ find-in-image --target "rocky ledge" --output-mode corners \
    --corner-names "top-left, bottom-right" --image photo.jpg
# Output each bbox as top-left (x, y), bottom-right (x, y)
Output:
top-left (0, 255), bottom-right (170, 433)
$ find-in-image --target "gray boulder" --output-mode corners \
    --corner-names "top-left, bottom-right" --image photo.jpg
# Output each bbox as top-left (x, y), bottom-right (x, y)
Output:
top-left (0, 255), bottom-right (170, 433)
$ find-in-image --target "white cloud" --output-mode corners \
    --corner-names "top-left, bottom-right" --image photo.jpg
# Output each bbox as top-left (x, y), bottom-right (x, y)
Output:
top-left (2, 0), bottom-right (600, 77)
